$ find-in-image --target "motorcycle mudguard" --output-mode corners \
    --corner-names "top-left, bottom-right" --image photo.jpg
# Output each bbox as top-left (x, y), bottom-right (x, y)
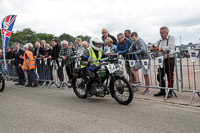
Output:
top-left (113, 70), bottom-right (124, 78)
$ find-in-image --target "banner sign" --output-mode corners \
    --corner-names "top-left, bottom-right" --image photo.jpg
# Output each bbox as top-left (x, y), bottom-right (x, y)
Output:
top-left (1, 15), bottom-right (17, 73)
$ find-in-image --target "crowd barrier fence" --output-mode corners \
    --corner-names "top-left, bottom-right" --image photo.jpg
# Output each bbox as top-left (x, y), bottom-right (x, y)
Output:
top-left (1, 49), bottom-right (200, 104)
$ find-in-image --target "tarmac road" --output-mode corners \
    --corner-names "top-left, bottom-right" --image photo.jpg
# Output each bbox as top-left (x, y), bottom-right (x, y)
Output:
top-left (0, 83), bottom-right (200, 133)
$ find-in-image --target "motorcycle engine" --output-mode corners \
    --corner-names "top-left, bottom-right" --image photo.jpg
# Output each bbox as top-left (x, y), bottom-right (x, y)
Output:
top-left (91, 83), bottom-right (105, 97)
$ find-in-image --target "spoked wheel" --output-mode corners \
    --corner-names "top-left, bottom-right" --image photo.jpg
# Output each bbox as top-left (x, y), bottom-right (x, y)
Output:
top-left (110, 77), bottom-right (133, 105)
top-left (0, 74), bottom-right (5, 92)
top-left (72, 78), bottom-right (87, 98)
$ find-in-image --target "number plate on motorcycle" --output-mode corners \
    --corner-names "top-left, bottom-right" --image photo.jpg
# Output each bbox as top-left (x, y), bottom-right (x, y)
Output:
top-left (106, 64), bottom-right (117, 74)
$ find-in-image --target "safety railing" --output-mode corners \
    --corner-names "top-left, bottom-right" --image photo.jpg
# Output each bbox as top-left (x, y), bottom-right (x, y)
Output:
top-left (179, 49), bottom-right (200, 104)
top-left (116, 51), bottom-right (180, 100)
top-left (1, 49), bottom-right (200, 104)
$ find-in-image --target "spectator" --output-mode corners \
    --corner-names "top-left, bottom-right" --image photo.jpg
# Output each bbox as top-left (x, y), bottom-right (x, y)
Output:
top-left (6, 47), bottom-right (12, 59)
top-left (26, 43), bottom-right (38, 83)
top-left (69, 42), bottom-right (76, 54)
top-left (124, 29), bottom-right (131, 39)
top-left (27, 43), bottom-right (34, 53)
top-left (75, 38), bottom-right (84, 56)
top-left (129, 32), bottom-right (151, 94)
top-left (101, 28), bottom-right (117, 49)
top-left (33, 41), bottom-right (45, 85)
top-left (41, 40), bottom-right (46, 49)
top-left (13, 42), bottom-right (26, 85)
top-left (22, 44), bottom-right (38, 87)
top-left (150, 26), bottom-right (175, 98)
top-left (9, 46), bottom-right (16, 76)
top-left (82, 41), bottom-right (89, 49)
top-left (80, 41), bottom-right (89, 56)
top-left (116, 33), bottom-right (132, 77)
top-left (69, 42), bottom-right (77, 71)
top-left (49, 38), bottom-right (62, 84)
top-left (6, 47), bottom-right (14, 77)
top-left (44, 44), bottom-right (52, 86)
top-left (10, 46), bottom-right (15, 54)
top-left (79, 41), bottom-right (89, 56)
top-left (104, 37), bottom-right (117, 56)
top-left (59, 40), bottom-right (74, 86)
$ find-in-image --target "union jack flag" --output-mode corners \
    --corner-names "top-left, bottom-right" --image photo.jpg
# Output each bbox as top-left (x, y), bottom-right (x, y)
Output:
top-left (1, 15), bottom-right (17, 73)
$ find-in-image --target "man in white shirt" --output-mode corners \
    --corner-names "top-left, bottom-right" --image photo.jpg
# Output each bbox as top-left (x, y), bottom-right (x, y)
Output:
top-left (150, 26), bottom-right (175, 98)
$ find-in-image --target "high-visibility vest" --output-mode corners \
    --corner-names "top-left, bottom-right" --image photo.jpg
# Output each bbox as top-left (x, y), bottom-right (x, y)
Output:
top-left (81, 46), bottom-right (102, 68)
top-left (22, 51), bottom-right (35, 70)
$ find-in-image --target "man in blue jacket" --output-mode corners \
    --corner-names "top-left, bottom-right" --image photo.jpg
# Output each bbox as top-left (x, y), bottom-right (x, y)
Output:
top-left (116, 33), bottom-right (133, 82)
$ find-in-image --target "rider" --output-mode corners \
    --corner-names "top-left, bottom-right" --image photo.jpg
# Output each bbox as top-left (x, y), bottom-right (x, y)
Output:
top-left (81, 37), bottom-right (107, 96)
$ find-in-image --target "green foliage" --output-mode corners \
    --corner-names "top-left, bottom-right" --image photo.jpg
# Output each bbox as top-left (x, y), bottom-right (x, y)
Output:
top-left (36, 33), bottom-right (55, 44)
top-left (0, 28), bottom-right (91, 48)
top-left (11, 28), bottom-right (37, 46)
top-left (76, 35), bottom-right (91, 42)
top-left (59, 33), bottom-right (75, 44)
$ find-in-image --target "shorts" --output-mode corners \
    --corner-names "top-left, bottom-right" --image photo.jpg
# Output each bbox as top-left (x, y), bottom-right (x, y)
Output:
top-left (133, 61), bottom-right (151, 75)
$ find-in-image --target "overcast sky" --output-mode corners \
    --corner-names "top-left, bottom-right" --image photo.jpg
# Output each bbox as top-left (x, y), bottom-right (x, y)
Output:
top-left (1, 0), bottom-right (200, 45)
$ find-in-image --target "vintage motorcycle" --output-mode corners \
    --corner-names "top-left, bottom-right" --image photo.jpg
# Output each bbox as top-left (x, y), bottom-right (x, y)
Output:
top-left (72, 56), bottom-right (133, 105)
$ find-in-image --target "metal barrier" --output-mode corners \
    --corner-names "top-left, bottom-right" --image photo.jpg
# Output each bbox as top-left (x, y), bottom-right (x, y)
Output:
top-left (0, 59), bottom-right (18, 80)
top-left (1, 57), bottom-right (77, 89)
top-left (118, 51), bottom-right (180, 100)
top-left (1, 49), bottom-right (200, 104)
top-left (179, 49), bottom-right (200, 104)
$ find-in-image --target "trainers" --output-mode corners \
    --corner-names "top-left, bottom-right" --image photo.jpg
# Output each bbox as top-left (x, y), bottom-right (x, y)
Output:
top-left (142, 90), bottom-right (151, 95)
top-left (134, 82), bottom-right (141, 85)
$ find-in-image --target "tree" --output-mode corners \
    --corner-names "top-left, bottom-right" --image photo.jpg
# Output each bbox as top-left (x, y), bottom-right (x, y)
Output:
top-left (59, 33), bottom-right (75, 44)
top-left (76, 35), bottom-right (91, 42)
top-left (36, 33), bottom-right (55, 44)
top-left (10, 28), bottom-right (37, 45)
top-left (0, 28), bottom-right (91, 49)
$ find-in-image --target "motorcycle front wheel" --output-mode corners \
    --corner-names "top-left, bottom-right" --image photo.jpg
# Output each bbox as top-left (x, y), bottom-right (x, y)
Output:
top-left (0, 74), bottom-right (5, 92)
top-left (110, 76), bottom-right (133, 105)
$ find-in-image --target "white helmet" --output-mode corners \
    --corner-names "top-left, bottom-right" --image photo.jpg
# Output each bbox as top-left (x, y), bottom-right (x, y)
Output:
top-left (89, 37), bottom-right (103, 51)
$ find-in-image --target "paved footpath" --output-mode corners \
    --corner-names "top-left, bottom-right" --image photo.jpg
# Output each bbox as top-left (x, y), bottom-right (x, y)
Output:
top-left (0, 83), bottom-right (200, 133)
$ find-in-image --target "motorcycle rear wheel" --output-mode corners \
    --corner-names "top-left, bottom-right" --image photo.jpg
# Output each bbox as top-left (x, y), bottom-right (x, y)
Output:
top-left (72, 78), bottom-right (87, 98)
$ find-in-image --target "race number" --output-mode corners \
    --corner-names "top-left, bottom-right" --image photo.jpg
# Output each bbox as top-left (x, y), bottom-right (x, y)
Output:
top-left (106, 64), bottom-right (117, 74)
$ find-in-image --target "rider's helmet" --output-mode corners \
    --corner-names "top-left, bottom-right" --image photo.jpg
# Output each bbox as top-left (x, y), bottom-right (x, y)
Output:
top-left (89, 37), bottom-right (103, 51)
